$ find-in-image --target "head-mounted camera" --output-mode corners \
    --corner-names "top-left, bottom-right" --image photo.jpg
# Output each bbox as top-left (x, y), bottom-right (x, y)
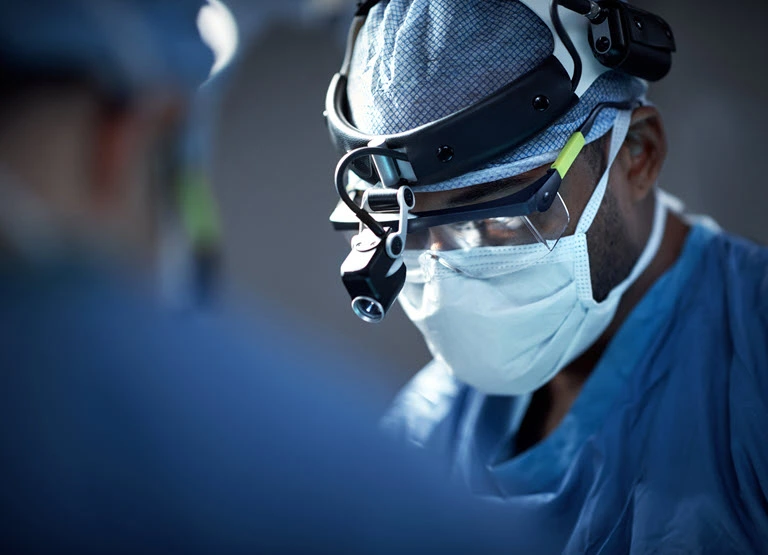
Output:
top-left (327, 0), bottom-right (676, 323)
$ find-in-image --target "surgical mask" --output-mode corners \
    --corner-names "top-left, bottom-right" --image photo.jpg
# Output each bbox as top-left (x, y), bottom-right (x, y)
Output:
top-left (398, 110), bottom-right (668, 395)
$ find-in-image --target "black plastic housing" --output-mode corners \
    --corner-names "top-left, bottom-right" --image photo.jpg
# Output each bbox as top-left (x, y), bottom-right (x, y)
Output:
top-left (326, 56), bottom-right (577, 187)
top-left (340, 235), bottom-right (406, 317)
top-left (588, 1), bottom-right (676, 81)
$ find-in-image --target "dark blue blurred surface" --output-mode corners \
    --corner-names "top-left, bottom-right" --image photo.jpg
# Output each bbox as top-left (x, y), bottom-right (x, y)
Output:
top-left (0, 260), bottom-right (515, 553)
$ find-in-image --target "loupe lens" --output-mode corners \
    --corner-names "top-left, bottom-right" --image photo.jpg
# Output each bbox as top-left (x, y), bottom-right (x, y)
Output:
top-left (351, 296), bottom-right (385, 323)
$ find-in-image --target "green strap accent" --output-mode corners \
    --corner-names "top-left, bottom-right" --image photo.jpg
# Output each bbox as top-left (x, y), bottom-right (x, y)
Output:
top-left (551, 131), bottom-right (585, 178)
top-left (178, 172), bottom-right (222, 249)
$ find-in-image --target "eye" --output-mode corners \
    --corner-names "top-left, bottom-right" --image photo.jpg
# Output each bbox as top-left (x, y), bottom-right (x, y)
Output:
top-left (485, 217), bottom-right (527, 231)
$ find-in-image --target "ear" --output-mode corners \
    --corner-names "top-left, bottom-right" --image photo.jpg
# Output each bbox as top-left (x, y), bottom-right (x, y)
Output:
top-left (616, 106), bottom-right (667, 203)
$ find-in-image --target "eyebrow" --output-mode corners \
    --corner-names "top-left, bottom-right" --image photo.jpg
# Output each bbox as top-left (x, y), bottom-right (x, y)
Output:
top-left (445, 173), bottom-right (541, 207)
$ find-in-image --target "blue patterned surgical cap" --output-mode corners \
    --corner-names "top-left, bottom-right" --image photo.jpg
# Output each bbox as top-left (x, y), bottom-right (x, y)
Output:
top-left (347, 0), bottom-right (646, 192)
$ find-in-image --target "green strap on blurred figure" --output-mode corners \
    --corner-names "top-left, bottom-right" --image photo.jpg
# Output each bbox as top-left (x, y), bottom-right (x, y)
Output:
top-left (179, 170), bottom-right (222, 251)
top-left (178, 169), bottom-right (223, 304)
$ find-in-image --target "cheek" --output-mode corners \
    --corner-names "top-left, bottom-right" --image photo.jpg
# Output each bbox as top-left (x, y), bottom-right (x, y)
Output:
top-left (585, 185), bottom-right (641, 302)
top-left (559, 174), bottom-right (599, 236)
top-left (607, 167), bottom-right (635, 215)
top-left (572, 160), bottom-right (636, 235)
top-left (608, 159), bottom-right (632, 206)
top-left (606, 167), bottom-right (647, 245)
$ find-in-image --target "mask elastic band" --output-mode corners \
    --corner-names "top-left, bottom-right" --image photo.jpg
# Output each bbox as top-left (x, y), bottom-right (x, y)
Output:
top-left (575, 109), bottom-right (632, 234)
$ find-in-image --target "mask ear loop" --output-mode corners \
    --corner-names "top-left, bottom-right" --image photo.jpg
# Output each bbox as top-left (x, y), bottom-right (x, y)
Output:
top-left (575, 109), bottom-right (632, 235)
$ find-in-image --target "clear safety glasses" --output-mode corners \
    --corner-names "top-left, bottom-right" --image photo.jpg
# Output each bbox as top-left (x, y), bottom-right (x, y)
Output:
top-left (404, 191), bottom-right (570, 252)
top-left (339, 156), bottom-right (573, 268)
top-left (341, 184), bottom-right (571, 278)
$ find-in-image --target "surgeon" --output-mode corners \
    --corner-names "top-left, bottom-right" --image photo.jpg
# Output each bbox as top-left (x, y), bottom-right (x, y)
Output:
top-left (0, 1), bottom-right (526, 552)
top-left (325, 0), bottom-right (768, 552)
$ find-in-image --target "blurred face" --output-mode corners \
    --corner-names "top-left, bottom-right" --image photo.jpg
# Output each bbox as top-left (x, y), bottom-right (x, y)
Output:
top-left (0, 83), bottom-right (185, 268)
top-left (411, 106), bottom-right (667, 302)
top-left (86, 93), bottom-right (187, 267)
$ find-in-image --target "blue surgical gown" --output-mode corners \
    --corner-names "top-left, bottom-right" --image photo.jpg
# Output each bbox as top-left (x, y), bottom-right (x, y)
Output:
top-left (384, 224), bottom-right (768, 553)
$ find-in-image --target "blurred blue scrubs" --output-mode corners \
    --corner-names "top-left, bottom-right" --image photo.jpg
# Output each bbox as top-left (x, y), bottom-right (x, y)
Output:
top-left (385, 223), bottom-right (768, 553)
top-left (0, 259), bottom-right (515, 553)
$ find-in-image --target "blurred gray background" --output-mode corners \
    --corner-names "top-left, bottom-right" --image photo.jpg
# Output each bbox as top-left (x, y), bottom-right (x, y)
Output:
top-left (211, 0), bottom-right (768, 396)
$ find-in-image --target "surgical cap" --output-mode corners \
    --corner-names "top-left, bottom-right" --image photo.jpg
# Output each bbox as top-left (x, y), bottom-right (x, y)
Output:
top-left (347, 0), bottom-right (646, 192)
top-left (0, 0), bottom-right (214, 96)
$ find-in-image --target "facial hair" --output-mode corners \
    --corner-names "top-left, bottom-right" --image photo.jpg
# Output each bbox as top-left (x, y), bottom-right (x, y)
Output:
top-left (586, 184), bottom-right (643, 303)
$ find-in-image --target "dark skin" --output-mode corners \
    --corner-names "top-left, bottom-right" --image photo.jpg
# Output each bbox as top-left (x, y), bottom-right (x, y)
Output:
top-left (414, 107), bottom-right (691, 450)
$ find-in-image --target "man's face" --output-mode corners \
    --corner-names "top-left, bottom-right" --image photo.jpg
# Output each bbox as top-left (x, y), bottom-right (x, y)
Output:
top-left (410, 106), bottom-right (665, 302)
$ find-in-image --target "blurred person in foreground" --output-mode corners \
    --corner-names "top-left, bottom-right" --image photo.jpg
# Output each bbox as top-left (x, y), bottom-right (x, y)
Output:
top-left (0, 1), bottom-right (518, 552)
top-left (325, 0), bottom-right (768, 552)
